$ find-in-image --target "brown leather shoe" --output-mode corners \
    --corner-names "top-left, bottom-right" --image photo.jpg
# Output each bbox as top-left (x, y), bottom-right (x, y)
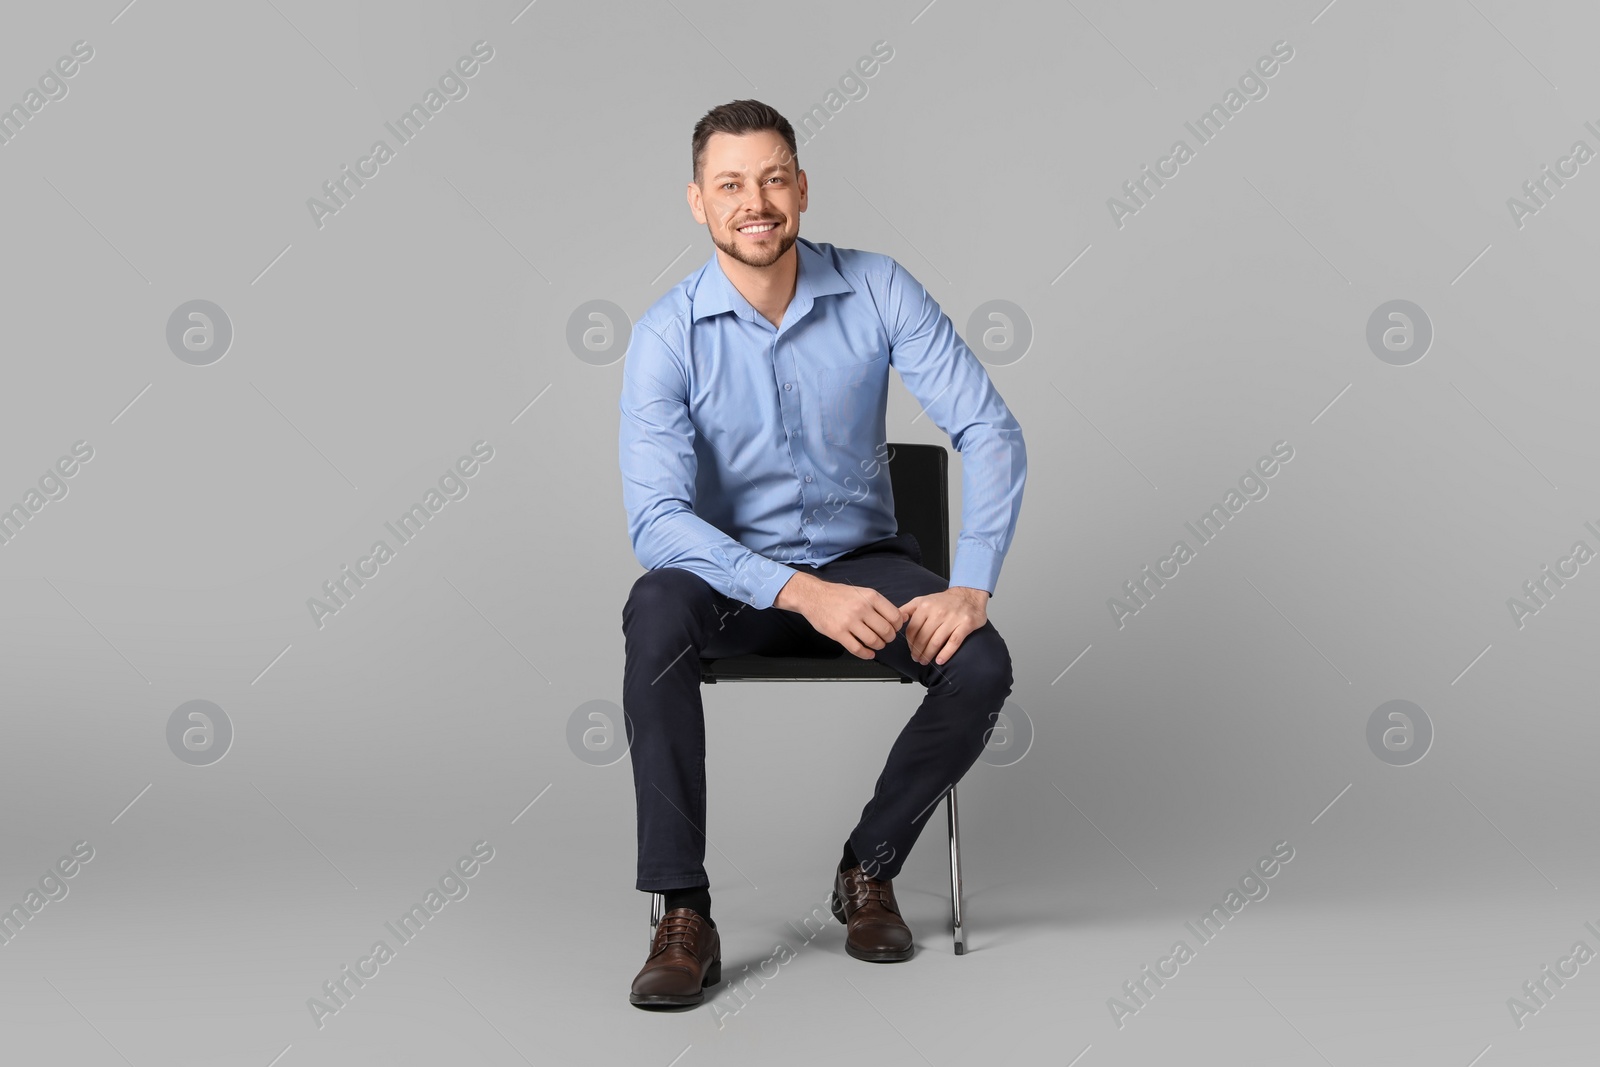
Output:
top-left (630, 907), bottom-right (722, 1009)
top-left (832, 864), bottom-right (914, 962)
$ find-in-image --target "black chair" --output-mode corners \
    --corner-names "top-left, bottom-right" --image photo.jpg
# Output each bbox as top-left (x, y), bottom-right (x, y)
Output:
top-left (647, 442), bottom-right (969, 954)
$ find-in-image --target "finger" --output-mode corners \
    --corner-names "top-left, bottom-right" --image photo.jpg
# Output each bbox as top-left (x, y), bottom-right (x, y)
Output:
top-left (875, 593), bottom-right (909, 630)
top-left (936, 620), bottom-right (978, 665)
top-left (840, 633), bottom-right (872, 660)
top-left (928, 620), bottom-right (965, 665)
top-left (865, 596), bottom-right (904, 642)
top-left (904, 607), bottom-right (931, 660)
top-left (844, 614), bottom-right (896, 646)
top-left (850, 620), bottom-right (890, 652)
top-left (863, 608), bottom-right (898, 645)
top-left (855, 613), bottom-right (894, 649)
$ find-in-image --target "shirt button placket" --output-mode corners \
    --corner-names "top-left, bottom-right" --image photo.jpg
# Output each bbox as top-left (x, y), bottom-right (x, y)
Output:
top-left (777, 339), bottom-right (809, 542)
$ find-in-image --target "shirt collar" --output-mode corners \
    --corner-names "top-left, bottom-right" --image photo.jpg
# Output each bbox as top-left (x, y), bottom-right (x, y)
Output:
top-left (691, 236), bottom-right (853, 325)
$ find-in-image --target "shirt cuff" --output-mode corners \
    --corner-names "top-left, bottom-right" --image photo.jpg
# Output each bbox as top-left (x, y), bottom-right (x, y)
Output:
top-left (948, 544), bottom-right (1003, 598)
top-left (742, 558), bottom-right (801, 611)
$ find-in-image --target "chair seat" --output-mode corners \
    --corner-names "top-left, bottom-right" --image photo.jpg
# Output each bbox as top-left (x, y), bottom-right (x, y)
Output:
top-left (700, 653), bottom-right (913, 683)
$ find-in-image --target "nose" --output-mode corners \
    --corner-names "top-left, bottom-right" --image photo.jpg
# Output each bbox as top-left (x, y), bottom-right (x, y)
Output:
top-left (741, 185), bottom-right (774, 218)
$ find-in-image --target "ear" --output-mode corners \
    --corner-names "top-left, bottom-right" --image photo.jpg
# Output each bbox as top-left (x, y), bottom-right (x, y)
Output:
top-left (686, 181), bottom-right (707, 225)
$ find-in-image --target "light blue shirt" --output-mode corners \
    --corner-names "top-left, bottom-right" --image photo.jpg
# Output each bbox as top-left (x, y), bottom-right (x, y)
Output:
top-left (619, 236), bottom-right (1026, 611)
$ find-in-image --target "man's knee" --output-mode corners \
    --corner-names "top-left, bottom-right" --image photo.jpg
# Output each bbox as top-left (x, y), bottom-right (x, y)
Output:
top-left (944, 624), bottom-right (1014, 700)
top-left (622, 568), bottom-right (715, 633)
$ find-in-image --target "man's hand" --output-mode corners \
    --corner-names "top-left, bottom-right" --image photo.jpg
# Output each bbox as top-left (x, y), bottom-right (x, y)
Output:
top-left (775, 572), bottom-right (908, 660)
top-left (898, 586), bottom-right (989, 666)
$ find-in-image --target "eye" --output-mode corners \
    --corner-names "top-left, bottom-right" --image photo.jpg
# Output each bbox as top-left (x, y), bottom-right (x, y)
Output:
top-left (721, 182), bottom-right (737, 191)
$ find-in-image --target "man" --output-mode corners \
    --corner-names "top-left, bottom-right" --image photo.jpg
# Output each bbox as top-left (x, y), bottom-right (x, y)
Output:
top-left (618, 99), bottom-right (1026, 1009)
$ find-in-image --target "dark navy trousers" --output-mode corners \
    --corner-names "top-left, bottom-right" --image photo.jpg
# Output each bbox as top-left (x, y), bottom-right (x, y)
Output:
top-left (621, 531), bottom-right (1014, 893)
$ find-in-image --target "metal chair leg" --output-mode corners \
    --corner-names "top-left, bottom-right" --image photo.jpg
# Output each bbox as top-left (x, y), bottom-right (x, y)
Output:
top-left (649, 891), bottom-right (663, 950)
top-left (948, 785), bottom-right (965, 955)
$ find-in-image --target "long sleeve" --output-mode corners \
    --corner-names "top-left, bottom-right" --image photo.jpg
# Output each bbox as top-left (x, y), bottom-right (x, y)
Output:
top-left (882, 260), bottom-right (1027, 596)
top-left (618, 321), bottom-right (799, 610)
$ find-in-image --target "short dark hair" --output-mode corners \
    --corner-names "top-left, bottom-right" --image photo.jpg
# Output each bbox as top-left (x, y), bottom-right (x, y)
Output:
top-left (691, 99), bottom-right (799, 186)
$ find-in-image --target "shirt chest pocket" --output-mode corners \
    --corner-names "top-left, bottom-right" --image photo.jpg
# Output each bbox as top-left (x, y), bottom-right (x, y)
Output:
top-left (815, 354), bottom-right (889, 449)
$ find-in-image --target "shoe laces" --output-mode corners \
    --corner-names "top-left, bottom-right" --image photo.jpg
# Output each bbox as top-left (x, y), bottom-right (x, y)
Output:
top-left (652, 912), bottom-right (704, 955)
top-left (843, 869), bottom-right (897, 914)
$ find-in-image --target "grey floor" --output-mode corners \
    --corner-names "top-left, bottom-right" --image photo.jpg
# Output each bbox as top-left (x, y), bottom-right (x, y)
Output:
top-left (3, 680), bottom-right (1595, 1067)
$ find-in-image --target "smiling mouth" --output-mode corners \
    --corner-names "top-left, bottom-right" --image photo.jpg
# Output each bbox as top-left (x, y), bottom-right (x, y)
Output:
top-left (736, 221), bottom-right (779, 236)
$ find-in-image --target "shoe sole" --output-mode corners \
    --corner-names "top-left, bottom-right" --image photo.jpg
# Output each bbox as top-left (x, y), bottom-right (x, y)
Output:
top-left (629, 960), bottom-right (722, 1009)
top-left (844, 942), bottom-right (915, 963)
top-left (832, 889), bottom-right (914, 963)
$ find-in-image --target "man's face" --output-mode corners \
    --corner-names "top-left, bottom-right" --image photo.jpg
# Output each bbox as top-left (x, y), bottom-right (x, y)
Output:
top-left (690, 129), bottom-right (806, 269)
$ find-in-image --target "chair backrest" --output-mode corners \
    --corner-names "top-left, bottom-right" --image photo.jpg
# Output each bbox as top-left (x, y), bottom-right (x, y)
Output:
top-left (884, 442), bottom-right (949, 581)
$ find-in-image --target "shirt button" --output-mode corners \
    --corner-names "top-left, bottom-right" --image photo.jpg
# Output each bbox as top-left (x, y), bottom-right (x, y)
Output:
top-left (804, 475), bottom-right (812, 482)
top-left (784, 383), bottom-right (793, 390)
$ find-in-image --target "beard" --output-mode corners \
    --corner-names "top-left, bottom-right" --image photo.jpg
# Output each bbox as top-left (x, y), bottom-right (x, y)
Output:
top-left (710, 216), bottom-right (796, 268)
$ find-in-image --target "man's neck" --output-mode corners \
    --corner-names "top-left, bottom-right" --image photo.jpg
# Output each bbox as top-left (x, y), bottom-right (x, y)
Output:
top-left (717, 245), bottom-right (799, 329)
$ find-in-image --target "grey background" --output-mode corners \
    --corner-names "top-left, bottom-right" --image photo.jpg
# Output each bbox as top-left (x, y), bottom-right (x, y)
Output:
top-left (2, 0), bottom-right (1597, 1063)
